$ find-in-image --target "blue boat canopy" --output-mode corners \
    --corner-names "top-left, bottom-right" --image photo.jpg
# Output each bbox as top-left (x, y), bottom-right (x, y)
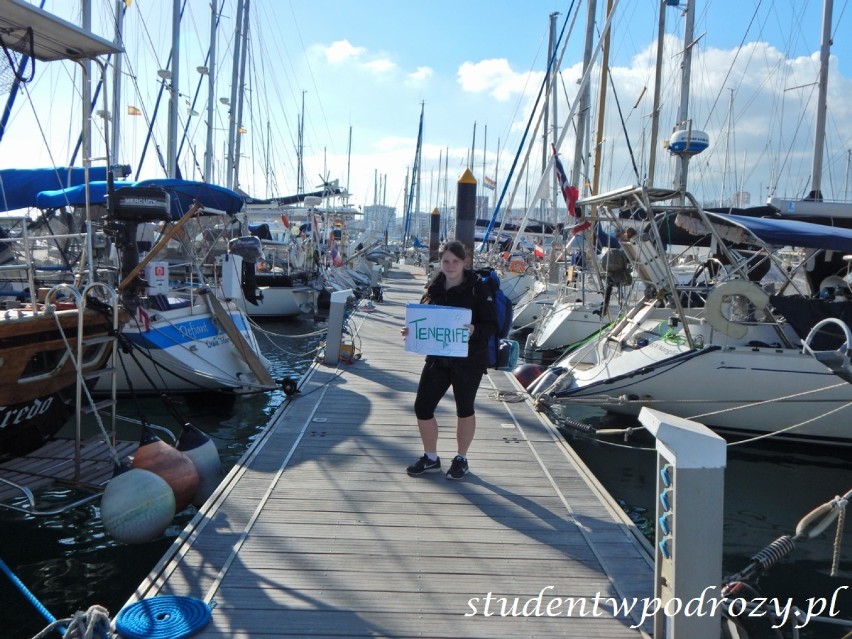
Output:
top-left (670, 209), bottom-right (852, 254)
top-left (28, 176), bottom-right (244, 220)
top-left (35, 180), bottom-right (134, 209)
top-left (0, 165), bottom-right (130, 212)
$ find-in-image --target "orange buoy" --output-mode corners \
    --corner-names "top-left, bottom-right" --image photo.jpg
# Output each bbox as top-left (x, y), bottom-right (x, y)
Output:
top-left (280, 213), bottom-right (290, 228)
top-left (132, 428), bottom-right (200, 513)
top-left (513, 363), bottom-right (546, 389)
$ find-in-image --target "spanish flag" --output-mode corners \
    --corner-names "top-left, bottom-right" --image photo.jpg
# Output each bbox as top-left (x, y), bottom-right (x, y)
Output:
top-left (127, 105), bottom-right (141, 116)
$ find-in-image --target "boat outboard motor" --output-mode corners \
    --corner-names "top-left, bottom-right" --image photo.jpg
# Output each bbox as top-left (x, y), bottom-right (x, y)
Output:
top-left (104, 184), bottom-right (172, 312)
top-left (228, 235), bottom-right (264, 305)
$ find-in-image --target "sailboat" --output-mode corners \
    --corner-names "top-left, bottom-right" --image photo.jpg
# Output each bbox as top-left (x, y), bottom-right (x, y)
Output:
top-left (0, 1), bottom-right (124, 472)
top-left (528, 185), bottom-right (852, 446)
top-left (25, 174), bottom-right (278, 395)
top-left (102, 2), bottom-right (275, 394)
top-left (0, 2), bottom-right (277, 397)
top-left (523, 0), bottom-right (852, 446)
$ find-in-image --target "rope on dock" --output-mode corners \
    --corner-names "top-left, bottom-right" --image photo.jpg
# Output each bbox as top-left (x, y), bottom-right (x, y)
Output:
top-left (114, 595), bottom-right (211, 639)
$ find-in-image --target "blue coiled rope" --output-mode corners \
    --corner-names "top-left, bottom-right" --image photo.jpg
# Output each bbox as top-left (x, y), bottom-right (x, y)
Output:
top-left (114, 595), bottom-right (211, 639)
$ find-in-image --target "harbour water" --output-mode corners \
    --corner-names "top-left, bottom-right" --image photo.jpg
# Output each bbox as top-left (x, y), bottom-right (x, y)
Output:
top-left (0, 316), bottom-right (324, 639)
top-left (1, 315), bottom-right (850, 639)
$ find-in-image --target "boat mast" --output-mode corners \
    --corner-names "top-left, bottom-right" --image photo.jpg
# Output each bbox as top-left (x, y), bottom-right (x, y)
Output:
top-left (110, 0), bottom-right (127, 164)
top-left (82, 0), bottom-right (92, 167)
top-left (402, 102), bottom-right (424, 252)
top-left (167, 0), bottom-right (180, 178)
top-left (572, 0), bottom-right (596, 192)
top-left (296, 90), bottom-right (305, 194)
top-left (809, 0), bottom-right (833, 200)
top-left (647, 0), bottom-right (666, 184)
top-left (548, 11), bottom-right (559, 226)
top-left (591, 0), bottom-right (614, 197)
top-left (232, 0), bottom-right (250, 192)
top-left (204, 1), bottom-right (217, 182)
top-left (226, 0), bottom-right (244, 189)
top-left (346, 125), bottom-right (352, 203)
top-left (672, 0), bottom-right (696, 194)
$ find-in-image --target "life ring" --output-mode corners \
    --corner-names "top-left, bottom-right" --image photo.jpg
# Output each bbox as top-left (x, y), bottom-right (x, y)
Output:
top-left (508, 257), bottom-right (526, 274)
top-left (704, 280), bottom-right (769, 339)
top-left (280, 213), bottom-right (290, 228)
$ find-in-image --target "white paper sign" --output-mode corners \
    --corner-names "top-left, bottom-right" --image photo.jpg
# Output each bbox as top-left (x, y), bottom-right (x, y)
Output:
top-left (404, 304), bottom-right (471, 357)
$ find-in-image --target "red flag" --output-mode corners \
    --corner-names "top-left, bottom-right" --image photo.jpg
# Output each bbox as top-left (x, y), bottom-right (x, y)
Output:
top-left (552, 145), bottom-right (591, 234)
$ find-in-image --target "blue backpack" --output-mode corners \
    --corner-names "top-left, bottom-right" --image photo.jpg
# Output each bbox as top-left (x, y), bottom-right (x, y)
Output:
top-left (476, 269), bottom-right (517, 370)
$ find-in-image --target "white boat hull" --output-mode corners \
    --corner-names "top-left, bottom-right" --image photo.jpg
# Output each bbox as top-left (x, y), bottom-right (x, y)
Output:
top-left (528, 298), bottom-right (616, 351)
top-left (98, 302), bottom-right (274, 395)
top-left (237, 284), bottom-right (316, 318)
top-left (536, 312), bottom-right (852, 445)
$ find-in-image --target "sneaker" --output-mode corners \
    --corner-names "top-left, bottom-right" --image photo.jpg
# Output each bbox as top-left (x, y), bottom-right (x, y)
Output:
top-left (406, 455), bottom-right (441, 476)
top-left (446, 455), bottom-right (469, 480)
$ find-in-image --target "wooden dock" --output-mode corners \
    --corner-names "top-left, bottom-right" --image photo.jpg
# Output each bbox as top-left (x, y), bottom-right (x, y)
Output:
top-left (124, 264), bottom-right (655, 638)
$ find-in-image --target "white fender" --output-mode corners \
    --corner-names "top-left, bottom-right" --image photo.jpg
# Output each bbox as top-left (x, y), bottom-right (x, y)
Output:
top-left (290, 243), bottom-right (306, 269)
top-left (704, 280), bottom-right (770, 339)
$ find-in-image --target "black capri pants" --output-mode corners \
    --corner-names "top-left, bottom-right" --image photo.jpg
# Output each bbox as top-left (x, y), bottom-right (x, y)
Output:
top-left (413, 357), bottom-right (485, 420)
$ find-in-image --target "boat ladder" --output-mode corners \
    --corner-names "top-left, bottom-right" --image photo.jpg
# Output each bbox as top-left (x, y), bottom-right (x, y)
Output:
top-left (0, 283), bottom-right (125, 515)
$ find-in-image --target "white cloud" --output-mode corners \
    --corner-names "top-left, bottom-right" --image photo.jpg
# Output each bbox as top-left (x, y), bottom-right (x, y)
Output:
top-left (364, 58), bottom-right (396, 74)
top-left (457, 59), bottom-right (536, 102)
top-left (324, 40), bottom-right (365, 64)
top-left (408, 66), bottom-right (433, 82)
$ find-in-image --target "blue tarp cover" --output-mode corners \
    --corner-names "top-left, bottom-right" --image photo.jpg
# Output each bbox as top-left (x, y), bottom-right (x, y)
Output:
top-left (25, 176), bottom-right (244, 220)
top-left (0, 166), bottom-right (127, 212)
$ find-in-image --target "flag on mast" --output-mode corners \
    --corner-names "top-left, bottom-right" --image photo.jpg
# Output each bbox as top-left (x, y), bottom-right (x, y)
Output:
top-left (552, 145), bottom-right (590, 234)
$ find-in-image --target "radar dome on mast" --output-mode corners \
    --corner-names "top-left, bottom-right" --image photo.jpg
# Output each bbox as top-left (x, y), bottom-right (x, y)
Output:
top-left (668, 129), bottom-right (710, 155)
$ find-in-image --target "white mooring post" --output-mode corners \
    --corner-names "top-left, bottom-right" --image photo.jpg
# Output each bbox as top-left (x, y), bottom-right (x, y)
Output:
top-left (639, 407), bottom-right (727, 639)
top-left (324, 288), bottom-right (353, 365)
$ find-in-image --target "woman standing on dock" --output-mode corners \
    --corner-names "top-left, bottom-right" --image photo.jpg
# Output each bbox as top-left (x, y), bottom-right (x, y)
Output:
top-left (400, 240), bottom-right (497, 479)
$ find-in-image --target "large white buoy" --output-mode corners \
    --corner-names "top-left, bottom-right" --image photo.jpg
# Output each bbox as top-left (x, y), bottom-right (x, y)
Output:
top-left (101, 468), bottom-right (175, 544)
top-left (132, 428), bottom-right (200, 513)
top-left (177, 423), bottom-right (222, 507)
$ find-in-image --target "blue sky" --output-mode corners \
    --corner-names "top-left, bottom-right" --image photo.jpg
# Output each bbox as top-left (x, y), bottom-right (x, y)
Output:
top-left (3, 0), bottom-right (851, 215)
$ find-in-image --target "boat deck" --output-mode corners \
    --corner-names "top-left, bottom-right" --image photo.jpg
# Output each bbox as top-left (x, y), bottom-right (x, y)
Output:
top-left (124, 263), bottom-right (654, 638)
top-left (0, 437), bottom-right (136, 509)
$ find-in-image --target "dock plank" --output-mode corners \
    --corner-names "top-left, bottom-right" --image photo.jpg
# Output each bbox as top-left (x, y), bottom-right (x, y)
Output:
top-left (123, 264), bottom-right (654, 638)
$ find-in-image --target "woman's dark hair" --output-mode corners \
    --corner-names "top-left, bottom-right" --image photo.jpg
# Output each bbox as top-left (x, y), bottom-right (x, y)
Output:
top-left (441, 240), bottom-right (467, 261)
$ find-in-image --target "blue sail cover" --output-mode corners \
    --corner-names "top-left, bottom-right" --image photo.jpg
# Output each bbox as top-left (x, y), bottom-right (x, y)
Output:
top-left (0, 166), bottom-right (130, 212)
top-left (135, 179), bottom-right (245, 218)
top-left (35, 180), bottom-right (134, 208)
top-left (30, 177), bottom-right (244, 220)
